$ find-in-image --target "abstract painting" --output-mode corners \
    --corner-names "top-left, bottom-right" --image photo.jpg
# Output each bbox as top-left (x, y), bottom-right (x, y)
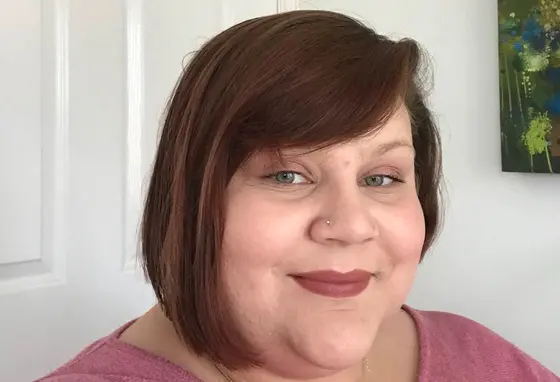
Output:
top-left (499, 0), bottom-right (560, 173)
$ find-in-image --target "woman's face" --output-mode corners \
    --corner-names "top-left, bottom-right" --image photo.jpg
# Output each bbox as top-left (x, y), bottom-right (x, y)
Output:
top-left (221, 105), bottom-right (425, 376)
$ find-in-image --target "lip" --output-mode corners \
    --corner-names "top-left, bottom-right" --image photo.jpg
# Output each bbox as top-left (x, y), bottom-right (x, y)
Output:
top-left (291, 270), bottom-right (372, 298)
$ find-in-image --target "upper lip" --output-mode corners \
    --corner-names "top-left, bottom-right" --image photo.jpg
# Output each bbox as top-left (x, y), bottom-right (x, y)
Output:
top-left (291, 270), bottom-right (372, 284)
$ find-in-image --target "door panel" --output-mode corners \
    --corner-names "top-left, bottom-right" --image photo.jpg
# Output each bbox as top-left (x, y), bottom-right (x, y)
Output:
top-left (0, 1), bottom-right (276, 380)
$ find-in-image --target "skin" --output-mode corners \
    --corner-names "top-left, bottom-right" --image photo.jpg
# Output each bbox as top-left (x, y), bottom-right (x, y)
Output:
top-left (121, 105), bottom-right (424, 381)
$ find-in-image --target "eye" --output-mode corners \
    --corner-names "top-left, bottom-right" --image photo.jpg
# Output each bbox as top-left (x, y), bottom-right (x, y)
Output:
top-left (272, 171), bottom-right (308, 184)
top-left (364, 175), bottom-right (397, 187)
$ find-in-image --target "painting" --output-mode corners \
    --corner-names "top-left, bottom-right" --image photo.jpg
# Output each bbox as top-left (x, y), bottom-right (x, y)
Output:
top-left (499, 0), bottom-right (560, 173)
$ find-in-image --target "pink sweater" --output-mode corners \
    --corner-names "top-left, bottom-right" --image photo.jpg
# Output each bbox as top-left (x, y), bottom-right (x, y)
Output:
top-left (37, 306), bottom-right (559, 381)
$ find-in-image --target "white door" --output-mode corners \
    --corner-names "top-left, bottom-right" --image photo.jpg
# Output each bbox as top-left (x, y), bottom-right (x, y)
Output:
top-left (0, 1), bottom-right (276, 381)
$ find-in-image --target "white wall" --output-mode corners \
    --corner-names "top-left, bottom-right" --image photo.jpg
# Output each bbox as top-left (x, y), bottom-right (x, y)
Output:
top-left (295, 0), bottom-right (560, 373)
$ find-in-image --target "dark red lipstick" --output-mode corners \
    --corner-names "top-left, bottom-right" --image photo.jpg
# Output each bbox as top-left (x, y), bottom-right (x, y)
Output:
top-left (291, 270), bottom-right (372, 298)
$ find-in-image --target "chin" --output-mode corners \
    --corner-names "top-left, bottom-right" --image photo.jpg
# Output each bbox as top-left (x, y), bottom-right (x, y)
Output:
top-left (288, 318), bottom-right (376, 371)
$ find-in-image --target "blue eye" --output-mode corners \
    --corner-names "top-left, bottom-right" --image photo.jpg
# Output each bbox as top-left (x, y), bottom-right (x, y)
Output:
top-left (364, 175), bottom-right (395, 187)
top-left (272, 171), bottom-right (307, 184)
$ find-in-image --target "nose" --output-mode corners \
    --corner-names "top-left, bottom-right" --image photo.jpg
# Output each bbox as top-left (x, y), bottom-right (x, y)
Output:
top-left (309, 187), bottom-right (379, 246)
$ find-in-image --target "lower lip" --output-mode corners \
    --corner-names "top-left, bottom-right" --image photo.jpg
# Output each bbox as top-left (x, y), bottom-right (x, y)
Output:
top-left (292, 276), bottom-right (371, 298)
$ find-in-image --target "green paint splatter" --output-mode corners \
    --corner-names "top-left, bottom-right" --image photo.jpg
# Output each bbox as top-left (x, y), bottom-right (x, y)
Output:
top-left (519, 49), bottom-right (550, 72)
top-left (522, 112), bottom-right (554, 172)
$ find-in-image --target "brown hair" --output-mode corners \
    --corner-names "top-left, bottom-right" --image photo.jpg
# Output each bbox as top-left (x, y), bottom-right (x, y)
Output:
top-left (141, 10), bottom-right (442, 370)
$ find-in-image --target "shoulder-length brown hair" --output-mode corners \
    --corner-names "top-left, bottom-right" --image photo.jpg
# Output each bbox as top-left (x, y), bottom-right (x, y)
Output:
top-left (141, 9), bottom-right (442, 370)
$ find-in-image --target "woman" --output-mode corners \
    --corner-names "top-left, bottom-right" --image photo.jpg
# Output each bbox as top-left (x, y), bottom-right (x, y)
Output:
top-left (38, 10), bottom-right (559, 382)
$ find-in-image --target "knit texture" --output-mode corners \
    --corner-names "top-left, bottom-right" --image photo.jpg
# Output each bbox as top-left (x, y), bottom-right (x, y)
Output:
top-left (36, 306), bottom-right (560, 381)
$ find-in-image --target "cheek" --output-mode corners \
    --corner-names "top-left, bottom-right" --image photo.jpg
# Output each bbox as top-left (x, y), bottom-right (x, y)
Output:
top-left (379, 196), bottom-right (425, 301)
top-left (222, 193), bottom-right (303, 269)
top-left (219, 192), bottom-right (307, 336)
top-left (220, 189), bottom-right (309, 309)
top-left (384, 195), bottom-right (426, 261)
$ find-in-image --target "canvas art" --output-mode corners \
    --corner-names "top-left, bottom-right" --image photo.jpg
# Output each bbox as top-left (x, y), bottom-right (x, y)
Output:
top-left (499, 0), bottom-right (560, 173)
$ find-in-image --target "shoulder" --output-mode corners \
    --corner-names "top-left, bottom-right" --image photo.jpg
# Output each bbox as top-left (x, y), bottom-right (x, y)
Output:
top-left (35, 322), bottom-right (201, 382)
top-left (405, 306), bottom-right (560, 381)
top-left (36, 376), bottom-right (131, 382)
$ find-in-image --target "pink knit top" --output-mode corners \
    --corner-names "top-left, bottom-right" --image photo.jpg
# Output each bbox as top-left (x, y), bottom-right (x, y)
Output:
top-left (37, 306), bottom-right (559, 381)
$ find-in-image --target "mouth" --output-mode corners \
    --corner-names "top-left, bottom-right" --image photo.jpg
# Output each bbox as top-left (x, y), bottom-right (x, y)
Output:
top-left (290, 269), bottom-right (372, 298)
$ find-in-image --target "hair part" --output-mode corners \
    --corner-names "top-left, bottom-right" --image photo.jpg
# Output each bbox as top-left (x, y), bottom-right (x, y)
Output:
top-left (141, 9), bottom-right (443, 370)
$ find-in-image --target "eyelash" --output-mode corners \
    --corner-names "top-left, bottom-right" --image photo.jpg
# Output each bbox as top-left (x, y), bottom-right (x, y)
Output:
top-left (364, 174), bottom-right (405, 186)
top-left (263, 171), bottom-right (405, 187)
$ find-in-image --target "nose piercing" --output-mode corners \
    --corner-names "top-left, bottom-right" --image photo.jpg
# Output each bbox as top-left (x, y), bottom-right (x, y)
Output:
top-left (326, 220), bottom-right (331, 225)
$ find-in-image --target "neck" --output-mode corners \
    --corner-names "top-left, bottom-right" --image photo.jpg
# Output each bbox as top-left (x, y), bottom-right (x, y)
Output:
top-left (216, 359), bottom-right (370, 382)
top-left (121, 306), bottom-right (418, 382)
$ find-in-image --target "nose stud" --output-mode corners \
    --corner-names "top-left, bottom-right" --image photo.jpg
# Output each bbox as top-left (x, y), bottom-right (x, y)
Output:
top-left (326, 220), bottom-right (331, 225)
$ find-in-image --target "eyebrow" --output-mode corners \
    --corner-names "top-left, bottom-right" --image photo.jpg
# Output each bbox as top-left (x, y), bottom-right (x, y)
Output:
top-left (375, 139), bottom-right (415, 155)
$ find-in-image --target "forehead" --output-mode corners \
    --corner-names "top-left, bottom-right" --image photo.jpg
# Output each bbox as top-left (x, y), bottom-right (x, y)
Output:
top-left (277, 105), bottom-right (414, 158)
top-left (365, 104), bottom-right (412, 143)
top-left (352, 106), bottom-right (412, 153)
top-left (241, 105), bottom-right (415, 173)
